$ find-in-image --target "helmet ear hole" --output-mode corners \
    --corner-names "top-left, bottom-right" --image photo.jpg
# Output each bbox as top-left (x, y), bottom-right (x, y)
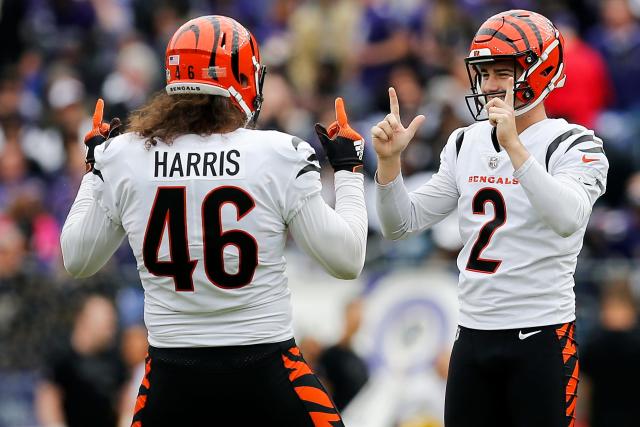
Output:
top-left (541, 66), bottom-right (554, 77)
top-left (240, 74), bottom-right (249, 88)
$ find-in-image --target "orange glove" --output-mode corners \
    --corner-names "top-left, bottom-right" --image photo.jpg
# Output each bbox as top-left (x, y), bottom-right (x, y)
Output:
top-left (84, 98), bottom-right (110, 141)
top-left (84, 99), bottom-right (121, 172)
top-left (314, 98), bottom-right (365, 173)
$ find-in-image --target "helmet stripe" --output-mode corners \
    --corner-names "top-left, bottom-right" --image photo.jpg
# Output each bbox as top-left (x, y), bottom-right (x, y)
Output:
top-left (172, 24), bottom-right (200, 49)
top-left (509, 12), bottom-right (543, 50)
top-left (477, 28), bottom-right (518, 51)
top-left (208, 16), bottom-right (221, 80)
top-left (504, 20), bottom-right (530, 50)
top-left (231, 20), bottom-right (241, 83)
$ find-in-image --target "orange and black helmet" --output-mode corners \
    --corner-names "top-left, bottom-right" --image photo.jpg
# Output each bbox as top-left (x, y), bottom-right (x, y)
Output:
top-left (165, 15), bottom-right (266, 125)
top-left (465, 10), bottom-right (566, 120)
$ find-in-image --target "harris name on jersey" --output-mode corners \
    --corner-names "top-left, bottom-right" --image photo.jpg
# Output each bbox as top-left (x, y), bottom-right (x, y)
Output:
top-left (152, 149), bottom-right (243, 179)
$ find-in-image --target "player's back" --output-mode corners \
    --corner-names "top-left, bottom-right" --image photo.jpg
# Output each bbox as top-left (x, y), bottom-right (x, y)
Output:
top-left (93, 128), bottom-right (321, 347)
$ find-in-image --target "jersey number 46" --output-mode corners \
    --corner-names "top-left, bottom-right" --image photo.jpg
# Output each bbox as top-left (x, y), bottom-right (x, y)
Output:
top-left (142, 186), bottom-right (258, 291)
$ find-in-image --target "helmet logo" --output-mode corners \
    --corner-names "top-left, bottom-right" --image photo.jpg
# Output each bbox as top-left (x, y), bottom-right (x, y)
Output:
top-left (169, 55), bottom-right (180, 65)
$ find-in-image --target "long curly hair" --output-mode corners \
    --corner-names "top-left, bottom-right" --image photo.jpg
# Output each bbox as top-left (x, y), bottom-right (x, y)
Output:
top-left (127, 92), bottom-right (247, 147)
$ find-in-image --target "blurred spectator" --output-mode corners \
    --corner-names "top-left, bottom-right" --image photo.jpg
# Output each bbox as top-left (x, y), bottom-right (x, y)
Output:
top-left (356, 0), bottom-right (417, 111)
top-left (258, 70), bottom-right (314, 138)
top-left (581, 279), bottom-right (640, 427)
top-left (5, 183), bottom-right (60, 270)
top-left (0, 1), bottom-right (28, 66)
top-left (414, 0), bottom-right (474, 75)
top-left (17, 50), bottom-right (45, 122)
top-left (0, 219), bottom-right (59, 427)
top-left (91, 0), bottom-right (133, 35)
top-left (101, 40), bottom-right (161, 119)
top-left (0, 134), bottom-right (60, 269)
top-left (0, 68), bottom-right (61, 175)
top-left (287, 0), bottom-right (362, 98)
top-left (36, 294), bottom-right (128, 427)
top-left (587, 0), bottom-right (640, 111)
top-left (317, 298), bottom-right (369, 410)
top-left (118, 324), bottom-right (148, 427)
top-left (545, 13), bottom-right (613, 128)
top-left (0, 219), bottom-right (59, 370)
top-left (588, 172), bottom-right (640, 259)
top-left (395, 348), bottom-right (450, 427)
top-left (426, 51), bottom-right (475, 127)
top-left (45, 73), bottom-right (95, 224)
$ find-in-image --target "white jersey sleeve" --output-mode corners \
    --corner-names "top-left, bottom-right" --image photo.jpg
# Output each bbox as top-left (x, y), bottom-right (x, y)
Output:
top-left (375, 129), bottom-right (460, 240)
top-left (60, 135), bottom-right (132, 277)
top-left (91, 138), bottom-right (124, 225)
top-left (548, 129), bottom-right (608, 205)
top-left (60, 172), bottom-right (125, 278)
top-left (289, 171), bottom-right (367, 279)
top-left (515, 128), bottom-right (608, 237)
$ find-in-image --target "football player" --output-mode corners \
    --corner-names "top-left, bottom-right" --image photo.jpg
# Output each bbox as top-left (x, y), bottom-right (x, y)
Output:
top-left (372, 10), bottom-right (608, 427)
top-left (61, 15), bottom-right (367, 426)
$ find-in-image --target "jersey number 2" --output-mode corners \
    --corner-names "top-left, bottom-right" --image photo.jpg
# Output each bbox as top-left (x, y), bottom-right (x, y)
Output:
top-left (142, 186), bottom-right (258, 291)
top-left (465, 188), bottom-right (506, 274)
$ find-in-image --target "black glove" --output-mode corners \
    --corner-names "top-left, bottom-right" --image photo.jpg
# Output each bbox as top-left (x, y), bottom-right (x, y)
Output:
top-left (315, 97), bottom-right (364, 173)
top-left (84, 99), bottom-right (123, 172)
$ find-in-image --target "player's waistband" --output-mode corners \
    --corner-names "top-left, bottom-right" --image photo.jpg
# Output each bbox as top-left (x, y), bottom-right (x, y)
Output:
top-left (458, 321), bottom-right (574, 334)
top-left (148, 338), bottom-right (296, 371)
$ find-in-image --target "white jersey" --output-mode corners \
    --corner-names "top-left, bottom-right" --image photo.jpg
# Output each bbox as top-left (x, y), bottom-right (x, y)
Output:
top-left (377, 119), bottom-right (608, 329)
top-left (90, 129), bottom-right (326, 347)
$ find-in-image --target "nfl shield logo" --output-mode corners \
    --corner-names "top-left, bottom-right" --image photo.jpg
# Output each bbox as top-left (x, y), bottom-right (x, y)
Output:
top-left (488, 156), bottom-right (499, 169)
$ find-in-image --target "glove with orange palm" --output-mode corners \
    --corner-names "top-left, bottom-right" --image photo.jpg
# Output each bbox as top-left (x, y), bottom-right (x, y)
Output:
top-left (315, 98), bottom-right (365, 173)
top-left (84, 99), bottom-right (122, 172)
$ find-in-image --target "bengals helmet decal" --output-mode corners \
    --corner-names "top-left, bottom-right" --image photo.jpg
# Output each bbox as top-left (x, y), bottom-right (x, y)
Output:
top-left (165, 15), bottom-right (266, 125)
top-left (464, 10), bottom-right (566, 121)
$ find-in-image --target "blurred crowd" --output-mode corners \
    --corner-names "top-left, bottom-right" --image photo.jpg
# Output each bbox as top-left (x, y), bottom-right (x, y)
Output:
top-left (2, 0), bottom-right (640, 426)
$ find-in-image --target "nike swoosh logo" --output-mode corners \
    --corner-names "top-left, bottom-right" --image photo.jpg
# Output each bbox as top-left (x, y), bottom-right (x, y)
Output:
top-left (582, 154), bottom-right (598, 163)
top-left (518, 330), bottom-right (542, 340)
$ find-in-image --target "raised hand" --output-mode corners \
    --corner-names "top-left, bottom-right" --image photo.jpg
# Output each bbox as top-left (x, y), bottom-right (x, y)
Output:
top-left (485, 77), bottom-right (518, 149)
top-left (315, 98), bottom-right (365, 173)
top-left (84, 99), bottom-right (122, 172)
top-left (371, 87), bottom-right (425, 160)
top-left (85, 99), bottom-right (111, 142)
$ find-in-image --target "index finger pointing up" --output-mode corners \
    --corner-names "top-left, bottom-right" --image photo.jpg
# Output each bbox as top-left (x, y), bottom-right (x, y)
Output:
top-left (335, 97), bottom-right (348, 127)
top-left (92, 98), bottom-right (105, 129)
top-left (505, 77), bottom-right (514, 108)
top-left (389, 87), bottom-right (400, 119)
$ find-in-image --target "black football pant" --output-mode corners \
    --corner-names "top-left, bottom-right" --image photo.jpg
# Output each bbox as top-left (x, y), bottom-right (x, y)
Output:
top-left (130, 338), bottom-right (344, 426)
top-left (445, 322), bottom-right (578, 427)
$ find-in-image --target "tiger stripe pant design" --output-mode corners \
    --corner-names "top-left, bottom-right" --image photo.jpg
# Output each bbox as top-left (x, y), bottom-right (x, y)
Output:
top-left (445, 321), bottom-right (579, 426)
top-left (281, 346), bottom-right (344, 426)
top-left (555, 322), bottom-right (579, 427)
top-left (130, 339), bottom-right (344, 426)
